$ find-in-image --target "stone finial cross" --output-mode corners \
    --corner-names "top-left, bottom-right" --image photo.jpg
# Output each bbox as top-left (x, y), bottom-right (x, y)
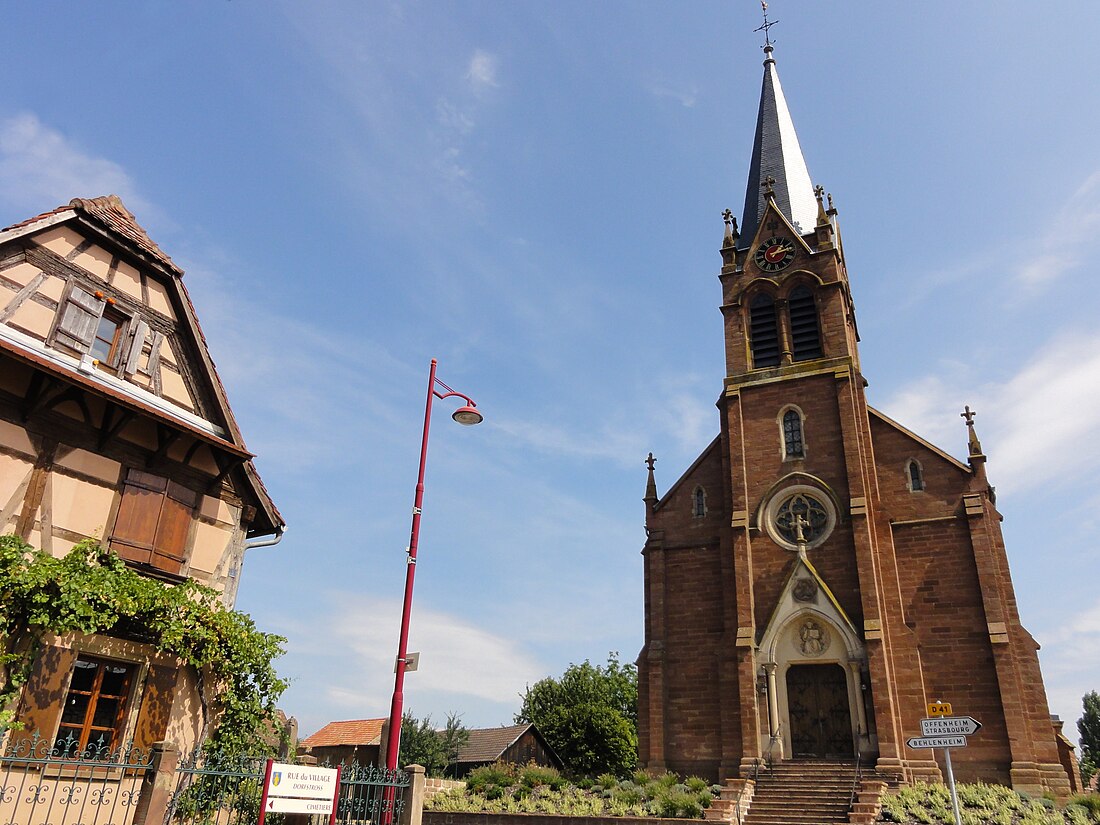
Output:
top-left (791, 512), bottom-right (808, 544)
top-left (645, 452), bottom-right (656, 472)
top-left (722, 209), bottom-right (734, 226)
top-left (961, 405), bottom-right (976, 426)
top-left (814, 184), bottom-right (825, 201)
top-left (762, 175), bottom-right (777, 198)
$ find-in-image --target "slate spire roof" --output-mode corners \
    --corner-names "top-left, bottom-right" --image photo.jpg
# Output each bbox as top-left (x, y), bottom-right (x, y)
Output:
top-left (739, 44), bottom-right (818, 247)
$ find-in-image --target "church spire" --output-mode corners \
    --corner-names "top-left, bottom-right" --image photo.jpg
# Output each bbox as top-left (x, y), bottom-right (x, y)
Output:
top-left (738, 9), bottom-right (817, 248)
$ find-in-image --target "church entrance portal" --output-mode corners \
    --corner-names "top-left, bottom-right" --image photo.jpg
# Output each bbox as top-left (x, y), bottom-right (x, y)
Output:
top-left (786, 663), bottom-right (852, 758)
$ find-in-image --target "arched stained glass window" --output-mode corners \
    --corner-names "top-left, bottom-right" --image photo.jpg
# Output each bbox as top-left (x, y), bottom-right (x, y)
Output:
top-left (908, 460), bottom-right (924, 492)
top-left (783, 409), bottom-right (805, 458)
top-left (693, 487), bottom-right (706, 518)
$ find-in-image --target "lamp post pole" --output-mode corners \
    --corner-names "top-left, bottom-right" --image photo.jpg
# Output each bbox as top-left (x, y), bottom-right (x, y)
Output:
top-left (384, 359), bottom-right (482, 778)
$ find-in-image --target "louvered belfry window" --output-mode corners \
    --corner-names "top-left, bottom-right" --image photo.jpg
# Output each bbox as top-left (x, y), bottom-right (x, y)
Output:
top-left (749, 294), bottom-right (781, 368)
top-left (789, 286), bottom-right (823, 361)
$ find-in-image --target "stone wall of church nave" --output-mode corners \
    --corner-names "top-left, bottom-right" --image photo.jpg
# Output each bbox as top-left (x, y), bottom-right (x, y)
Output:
top-left (893, 519), bottom-right (1012, 783)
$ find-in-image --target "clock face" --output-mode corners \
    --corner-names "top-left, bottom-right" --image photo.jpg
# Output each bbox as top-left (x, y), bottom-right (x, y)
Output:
top-left (754, 237), bottom-right (795, 272)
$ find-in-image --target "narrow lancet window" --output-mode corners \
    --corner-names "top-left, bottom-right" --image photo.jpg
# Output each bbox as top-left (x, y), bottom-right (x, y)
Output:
top-left (907, 460), bottom-right (924, 492)
top-left (789, 286), bottom-right (823, 361)
top-left (693, 487), bottom-right (707, 518)
top-left (783, 409), bottom-right (805, 458)
top-left (750, 294), bottom-right (781, 368)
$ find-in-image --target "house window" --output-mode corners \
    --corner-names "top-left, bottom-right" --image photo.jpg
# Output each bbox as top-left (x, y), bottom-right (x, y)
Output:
top-left (783, 409), bottom-right (805, 458)
top-left (788, 286), bottom-right (822, 361)
top-left (907, 460), bottom-right (924, 492)
top-left (51, 282), bottom-right (148, 376)
top-left (57, 657), bottom-right (134, 756)
top-left (109, 469), bottom-right (197, 575)
top-left (749, 294), bottom-right (780, 368)
top-left (692, 487), bottom-right (706, 518)
top-left (89, 307), bottom-right (126, 367)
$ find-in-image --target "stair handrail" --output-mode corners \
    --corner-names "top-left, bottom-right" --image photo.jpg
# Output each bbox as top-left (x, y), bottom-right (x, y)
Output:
top-left (848, 749), bottom-right (863, 808)
top-left (734, 725), bottom-right (780, 825)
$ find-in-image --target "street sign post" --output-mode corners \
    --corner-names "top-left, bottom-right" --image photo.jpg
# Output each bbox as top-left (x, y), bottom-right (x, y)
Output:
top-left (906, 702), bottom-right (981, 825)
top-left (920, 717), bottom-right (981, 737)
top-left (257, 761), bottom-right (342, 825)
top-left (907, 735), bottom-right (967, 749)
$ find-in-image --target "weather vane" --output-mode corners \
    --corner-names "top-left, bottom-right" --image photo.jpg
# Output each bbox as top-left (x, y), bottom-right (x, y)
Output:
top-left (754, 1), bottom-right (778, 49)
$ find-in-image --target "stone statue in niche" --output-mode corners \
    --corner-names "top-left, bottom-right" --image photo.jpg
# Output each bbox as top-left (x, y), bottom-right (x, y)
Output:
top-left (792, 577), bottom-right (818, 602)
top-left (798, 619), bottom-right (829, 656)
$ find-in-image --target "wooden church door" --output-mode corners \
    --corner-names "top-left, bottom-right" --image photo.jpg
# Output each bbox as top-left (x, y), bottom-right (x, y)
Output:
top-left (786, 664), bottom-right (852, 758)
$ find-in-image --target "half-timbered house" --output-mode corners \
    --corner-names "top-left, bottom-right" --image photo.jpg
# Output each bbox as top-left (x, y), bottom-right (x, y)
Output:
top-left (0, 195), bottom-right (283, 756)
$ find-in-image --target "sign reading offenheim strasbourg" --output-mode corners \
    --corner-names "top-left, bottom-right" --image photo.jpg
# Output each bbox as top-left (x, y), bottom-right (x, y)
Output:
top-left (257, 761), bottom-right (341, 825)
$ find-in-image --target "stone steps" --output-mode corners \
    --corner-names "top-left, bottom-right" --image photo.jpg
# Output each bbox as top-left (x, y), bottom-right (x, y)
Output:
top-left (741, 759), bottom-right (860, 825)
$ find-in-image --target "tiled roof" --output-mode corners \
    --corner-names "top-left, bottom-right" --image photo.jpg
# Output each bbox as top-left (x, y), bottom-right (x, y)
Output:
top-left (69, 196), bottom-right (182, 275)
top-left (301, 719), bottom-right (385, 749)
top-left (0, 204), bottom-right (70, 233)
top-left (456, 724), bottom-right (532, 764)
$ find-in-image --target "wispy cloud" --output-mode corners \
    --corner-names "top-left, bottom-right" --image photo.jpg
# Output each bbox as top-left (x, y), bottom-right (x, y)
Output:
top-left (1013, 169), bottom-right (1100, 291)
top-left (466, 50), bottom-right (499, 92)
top-left (0, 113), bottom-right (151, 218)
top-left (878, 329), bottom-right (1100, 496)
top-left (649, 82), bottom-right (698, 108)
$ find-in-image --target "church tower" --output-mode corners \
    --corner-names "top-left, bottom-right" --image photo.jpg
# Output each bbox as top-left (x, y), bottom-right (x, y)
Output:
top-left (637, 31), bottom-right (1075, 797)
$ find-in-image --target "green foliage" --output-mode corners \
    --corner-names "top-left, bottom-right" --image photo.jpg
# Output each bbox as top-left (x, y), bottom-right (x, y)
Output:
top-left (426, 764), bottom-right (716, 818)
top-left (1080, 691), bottom-right (1100, 784)
top-left (0, 535), bottom-right (286, 753)
top-left (881, 781), bottom-right (1100, 824)
top-left (516, 651), bottom-right (638, 777)
top-left (399, 711), bottom-right (469, 777)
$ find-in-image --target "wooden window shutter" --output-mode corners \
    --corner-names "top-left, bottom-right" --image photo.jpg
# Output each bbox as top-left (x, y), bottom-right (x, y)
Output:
top-left (122, 319), bottom-right (149, 377)
top-left (152, 481), bottom-right (196, 574)
top-left (10, 645), bottom-right (79, 748)
top-left (54, 285), bottom-right (105, 352)
top-left (109, 470), bottom-right (195, 574)
top-left (130, 664), bottom-right (178, 750)
top-left (110, 471), bottom-right (167, 567)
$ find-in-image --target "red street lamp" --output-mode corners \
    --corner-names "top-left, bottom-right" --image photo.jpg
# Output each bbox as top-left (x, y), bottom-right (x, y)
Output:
top-left (384, 359), bottom-right (482, 776)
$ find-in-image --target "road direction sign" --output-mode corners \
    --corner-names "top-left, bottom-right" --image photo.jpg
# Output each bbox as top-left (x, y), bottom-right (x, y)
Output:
top-left (908, 735), bottom-right (967, 749)
top-left (266, 796), bottom-right (339, 815)
top-left (266, 763), bottom-right (338, 801)
top-left (921, 716), bottom-right (982, 737)
top-left (259, 761), bottom-right (341, 825)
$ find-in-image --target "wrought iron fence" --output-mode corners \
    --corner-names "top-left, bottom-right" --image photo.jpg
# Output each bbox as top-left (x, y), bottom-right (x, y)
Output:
top-left (168, 750), bottom-right (409, 825)
top-left (0, 729), bottom-right (153, 825)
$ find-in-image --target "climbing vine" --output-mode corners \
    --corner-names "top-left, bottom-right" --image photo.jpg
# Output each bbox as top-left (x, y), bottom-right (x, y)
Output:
top-left (0, 534), bottom-right (287, 755)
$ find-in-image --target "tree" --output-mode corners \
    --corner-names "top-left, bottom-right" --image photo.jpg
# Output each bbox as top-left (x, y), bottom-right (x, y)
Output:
top-left (398, 711), bottom-right (469, 777)
top-left (1080, 691), bottom-right (1100, 783)
top-left (516, 652), bottom-right (638, 777)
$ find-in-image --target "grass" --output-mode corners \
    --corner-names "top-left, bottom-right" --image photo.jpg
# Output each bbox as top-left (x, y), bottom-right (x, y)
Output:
top-left (425, 762), bottom-right (721, 818)
top-left (879, 782), bottom-right (1100, 824)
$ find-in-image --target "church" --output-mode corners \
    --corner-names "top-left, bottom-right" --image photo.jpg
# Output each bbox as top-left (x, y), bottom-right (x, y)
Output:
top-left (636, 32), bottom-right (1077, 798)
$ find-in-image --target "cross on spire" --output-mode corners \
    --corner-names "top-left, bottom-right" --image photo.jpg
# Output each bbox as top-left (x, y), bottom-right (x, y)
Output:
top-left (722, 208), bottom-right (734, 227)
top-left (645, 452), bottom-right (656, 472)
top-left (961, 406), bottom-right (976, 426)
top-left (754, 1), bottom-right (778, 49)
top-left (762, 175), bottom-right (777, 198)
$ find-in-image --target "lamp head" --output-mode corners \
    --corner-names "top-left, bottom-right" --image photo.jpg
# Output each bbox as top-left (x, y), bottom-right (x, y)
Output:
top-left (451, 405), bottom-right (483, 426)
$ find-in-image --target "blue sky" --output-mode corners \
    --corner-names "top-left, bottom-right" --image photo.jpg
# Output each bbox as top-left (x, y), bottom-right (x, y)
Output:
top-left (2, 2), bottom-right (1100, 748)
